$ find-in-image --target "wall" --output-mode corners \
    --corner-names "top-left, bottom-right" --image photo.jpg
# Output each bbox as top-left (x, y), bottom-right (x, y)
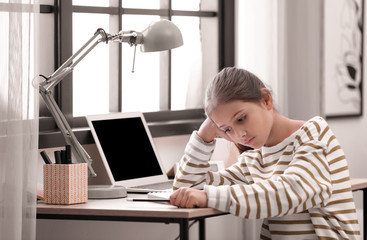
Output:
top-left (284, 0), bottom-right (323, 120)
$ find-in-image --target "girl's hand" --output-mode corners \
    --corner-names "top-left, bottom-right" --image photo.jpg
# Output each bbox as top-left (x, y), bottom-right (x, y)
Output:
top-left (197, 118), bottom-right (234, 143)
top-left (169, 187), bottom-right (208, 208)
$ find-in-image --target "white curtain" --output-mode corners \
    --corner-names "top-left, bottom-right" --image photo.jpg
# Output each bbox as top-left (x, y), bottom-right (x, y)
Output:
top-left (0, 1), bottom-right (39, 240)
top-left (235, 0), bottom-right (286, 114)
top-left (184, 0), bottom-right (219, 109)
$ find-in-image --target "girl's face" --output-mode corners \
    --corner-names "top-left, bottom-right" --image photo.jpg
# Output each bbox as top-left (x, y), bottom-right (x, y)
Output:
top-left (209, 93), bottom-right (274, 149)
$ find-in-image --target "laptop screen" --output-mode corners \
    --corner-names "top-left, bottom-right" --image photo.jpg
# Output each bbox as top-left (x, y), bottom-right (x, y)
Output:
top-left (86, 112), bottom-right (168, 187)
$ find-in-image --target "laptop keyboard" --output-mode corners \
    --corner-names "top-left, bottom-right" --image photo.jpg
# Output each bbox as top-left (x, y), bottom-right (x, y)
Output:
top-left (133, 180), bottom-right (173, 190)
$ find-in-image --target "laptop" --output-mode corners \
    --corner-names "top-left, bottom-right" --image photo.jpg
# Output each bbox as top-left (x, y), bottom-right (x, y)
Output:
top-left (86, 112), bottom-right (173, 193)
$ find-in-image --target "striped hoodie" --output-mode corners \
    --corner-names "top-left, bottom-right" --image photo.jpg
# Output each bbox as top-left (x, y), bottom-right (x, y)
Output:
top-left (173, 116), bottom-right (360, 239)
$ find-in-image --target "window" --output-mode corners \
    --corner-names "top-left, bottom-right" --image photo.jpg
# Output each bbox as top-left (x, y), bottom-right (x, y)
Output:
top-left (71, 0), bottom-right (219, 116)
top-left (38, 0), bottom-right (234, 148)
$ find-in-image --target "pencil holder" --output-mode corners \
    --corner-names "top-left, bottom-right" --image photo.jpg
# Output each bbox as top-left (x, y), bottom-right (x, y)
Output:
top-left (43, 163), bottom-right (88, 204)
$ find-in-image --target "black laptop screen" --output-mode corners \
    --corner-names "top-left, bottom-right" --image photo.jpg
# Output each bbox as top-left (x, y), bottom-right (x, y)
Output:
top-left (91, 117), bottom-right (163, 181)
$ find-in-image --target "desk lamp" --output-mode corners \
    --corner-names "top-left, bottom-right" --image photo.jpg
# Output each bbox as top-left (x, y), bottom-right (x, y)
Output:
top-left (34, 20), bottom-right (183, 198)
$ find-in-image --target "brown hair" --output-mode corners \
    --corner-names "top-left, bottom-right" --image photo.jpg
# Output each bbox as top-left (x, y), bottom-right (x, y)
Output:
top-left (205, 67), bottom-right (267, 153)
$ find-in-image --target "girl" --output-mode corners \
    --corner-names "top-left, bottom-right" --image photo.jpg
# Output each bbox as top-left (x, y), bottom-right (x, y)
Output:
top-left (170, 67), bottom-right (360, 239)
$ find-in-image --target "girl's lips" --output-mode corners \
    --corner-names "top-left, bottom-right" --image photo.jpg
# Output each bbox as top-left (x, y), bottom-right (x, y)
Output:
top-left (244, 137), bottom-right (254, 146)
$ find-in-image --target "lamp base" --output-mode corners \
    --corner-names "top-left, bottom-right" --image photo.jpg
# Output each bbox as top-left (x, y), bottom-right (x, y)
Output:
top-left (88, 185), bottom-right (127, 199)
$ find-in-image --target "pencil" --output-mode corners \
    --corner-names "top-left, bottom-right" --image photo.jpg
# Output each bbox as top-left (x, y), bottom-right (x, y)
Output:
top-left (126, 198), bottom-right (170, 202)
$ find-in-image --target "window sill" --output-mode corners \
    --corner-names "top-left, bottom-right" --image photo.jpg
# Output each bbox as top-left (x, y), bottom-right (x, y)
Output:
top-left (39, 109), bottom-right (205, 149)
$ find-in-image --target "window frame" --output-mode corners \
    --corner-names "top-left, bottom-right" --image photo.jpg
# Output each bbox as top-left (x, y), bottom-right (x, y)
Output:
top-left (39, 0), bottom-right (234, 149)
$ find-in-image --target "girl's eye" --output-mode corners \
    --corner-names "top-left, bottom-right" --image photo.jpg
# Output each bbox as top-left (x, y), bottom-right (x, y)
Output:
top-left (238, 115), bottom-right (246, 122)
top-left (224, 127), bottom-right (232, 133)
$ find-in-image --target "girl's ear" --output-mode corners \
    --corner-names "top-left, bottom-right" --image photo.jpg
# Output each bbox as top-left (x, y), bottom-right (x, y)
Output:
top-left (260, 88), bottom-right (273, 110)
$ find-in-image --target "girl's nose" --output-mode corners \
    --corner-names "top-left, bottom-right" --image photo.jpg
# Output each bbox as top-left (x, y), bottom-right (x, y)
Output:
top-left (239, 129), bottom-right (247, 139)
top-left (232, 126), bottom-right (247, 139)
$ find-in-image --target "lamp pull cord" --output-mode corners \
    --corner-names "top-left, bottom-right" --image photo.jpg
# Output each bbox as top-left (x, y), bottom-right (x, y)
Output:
top-left (131, 44), bottom-right (137, 73)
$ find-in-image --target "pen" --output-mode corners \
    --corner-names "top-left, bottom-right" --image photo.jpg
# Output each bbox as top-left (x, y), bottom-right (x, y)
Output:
top-left (40, 151), bottom-right (52, 164)
top-left (126, 198), bottom-right (170, 202)
top-left (54, 151), bottom-right (62, 164)
top-left (65, 145), bottom-right (72, 164)
top-left (60, 150), bottom-right (67, 164)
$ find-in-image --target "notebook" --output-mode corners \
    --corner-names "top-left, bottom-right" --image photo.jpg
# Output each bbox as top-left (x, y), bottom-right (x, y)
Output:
top-left (86, 112), bottom-right (173, 193)
top-left (147, 190), bottom-right (173, 200)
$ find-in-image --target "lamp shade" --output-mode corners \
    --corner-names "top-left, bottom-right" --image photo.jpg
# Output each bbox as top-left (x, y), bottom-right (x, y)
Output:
top-left (140, 20), bottom-right (183, 52)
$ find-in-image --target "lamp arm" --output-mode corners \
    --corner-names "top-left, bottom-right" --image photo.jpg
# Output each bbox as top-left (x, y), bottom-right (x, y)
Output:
top-left (39, 88), bottom-right (97, 177)
top-left (107, 30), bottom-right (143, 45)
top-left (42, 29), bottom-right (141, 91)
top-left (43, 29), bottom-right (108, 91)
top-left (37, 28), bottom-right (112, 177)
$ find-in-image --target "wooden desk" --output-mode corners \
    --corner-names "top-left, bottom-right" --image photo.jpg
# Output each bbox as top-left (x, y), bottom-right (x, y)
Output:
top-left (37, 179), bottom-right (367, 239)
top-left (37, 194), bottom-right (228, 240)
top-left (351, 178), bottom-right (367, 240)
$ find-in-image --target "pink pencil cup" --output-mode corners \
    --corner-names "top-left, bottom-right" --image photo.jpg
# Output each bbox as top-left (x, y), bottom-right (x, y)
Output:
top-left (43, 163), bottom-right (88, 204)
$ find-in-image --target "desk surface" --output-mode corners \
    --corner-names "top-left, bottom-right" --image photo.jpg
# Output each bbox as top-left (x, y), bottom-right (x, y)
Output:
top-left (37, 194), bottom-right (224, 220)
top-left (38, 178), bottom-right (367, 219)
top-left (350, 178), bottom-right (367, 191)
